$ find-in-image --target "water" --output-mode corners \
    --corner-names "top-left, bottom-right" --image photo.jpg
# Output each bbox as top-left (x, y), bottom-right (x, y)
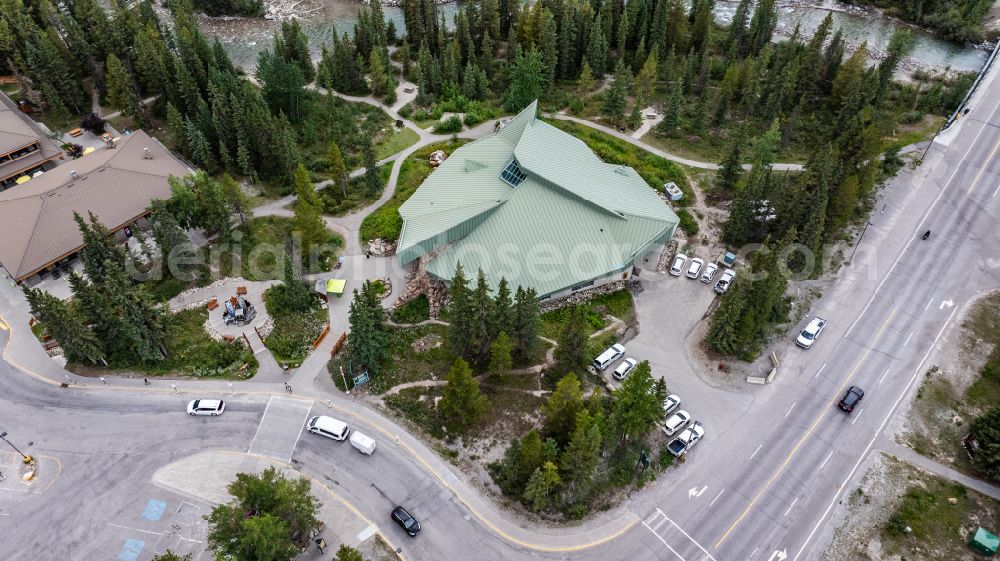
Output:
top-left (206, 0), bottom-right (986, 75)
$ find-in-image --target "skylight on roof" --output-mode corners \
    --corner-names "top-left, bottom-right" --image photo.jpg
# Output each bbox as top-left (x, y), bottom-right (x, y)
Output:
top-left (499, 158), bottom-right (527, 187)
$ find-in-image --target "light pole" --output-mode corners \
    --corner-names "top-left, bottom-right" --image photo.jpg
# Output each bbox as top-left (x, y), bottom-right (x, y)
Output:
top-left (0, 431), bottom-right (32, 463)
top-left (849, 221), bottom-right (873, 265)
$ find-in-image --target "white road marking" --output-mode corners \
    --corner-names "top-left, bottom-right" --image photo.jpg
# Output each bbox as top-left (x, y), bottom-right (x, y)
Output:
top-left (749, 443), bottom-right (764, 460)
top-left (851, 408), bottom-right (864, 425)
top-left (878, 368), bottom-right (891, 386)
top-left (246, 396), bottom-right (273, 453)
top-left (709, 489), bottom-right (726, 507)
top-left (747, 547), bottom-right (759, 561)
top-left (993, 182), bottom-right (1000, 197)
top-left (287, 402), bottom-right (314, 464)
top-left (688, 485), bottom-right (708, 498)
top-left (661, 512), bottom-right (719, 561)
top-left (107, 523), bottom-right (163, 536)
top-left (642, 519), bottom-right (688, 561)
top-left (939, 299), bottom-right (954, 310)
top-left (924, 297), bottom-right (934, 311)
top-left (903, 332), bottom-right (913, 346)
top-left (812, 363), bottom-right (827, 379)
top-left (783, 498), bottom-right (798, 517)
top-left (818, 451), bottom-right (834, 471)
top-left (784, 402), bottom-right (797, 418)
top-left (356, 525), bottom-right (377, 542)
top-left (793, 306), bottom-right (959, 561)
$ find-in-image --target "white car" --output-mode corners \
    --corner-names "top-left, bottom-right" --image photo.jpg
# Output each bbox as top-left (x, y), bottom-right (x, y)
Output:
top-left (796, 317), bottom-right (827, 349)
top-left (669, 253), bottom-right (688, 276)
top-left (700, 262), bottom-right (718, 283)
top-left (187, 399), bottom-right (225, 416)
top-left (662, 394), bottom-right (681, 416)
top-left (667, 421), bottom-right (704, 457)
top-left (714, 269), bottom-right (736, 294)
top-left (686, 258), bottom-right (704, 279)
top-left (662, 409), bottom-right (690, 436)
top-left (612, 358), bottom-right (638, 380)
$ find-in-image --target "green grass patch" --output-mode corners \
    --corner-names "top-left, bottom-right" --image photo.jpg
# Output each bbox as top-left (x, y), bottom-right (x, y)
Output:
top-left (317, 165), bottom-right (391, 217)
top-left (360, 139), bottom-right (472, 242)
top-left (544, 119), bottom-right (693, 206)
top-left (375, 127), bottom-right (419, 160)
top-left (262, 286), bottom-right (327, 364)
top-left (539, 289), bottom-right (634, 340)
top-left (213, 216), bottom-right (342, 279)
top-left (392, 295), bottom-right (430, 324)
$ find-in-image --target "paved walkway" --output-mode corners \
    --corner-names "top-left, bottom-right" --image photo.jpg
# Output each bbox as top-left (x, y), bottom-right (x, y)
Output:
top-left (877, 438), bottom-right (1000, 501)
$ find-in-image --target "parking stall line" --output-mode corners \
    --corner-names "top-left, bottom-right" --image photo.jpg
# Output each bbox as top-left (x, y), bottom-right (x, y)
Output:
top-left (709, 489), bottom-right (725, 508)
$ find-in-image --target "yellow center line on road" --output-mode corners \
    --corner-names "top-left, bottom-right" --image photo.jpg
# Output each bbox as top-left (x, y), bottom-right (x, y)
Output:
top-left (966, 133), bottom-right (1000, 194)
top-left (713, 306), bottom-right (899, 549)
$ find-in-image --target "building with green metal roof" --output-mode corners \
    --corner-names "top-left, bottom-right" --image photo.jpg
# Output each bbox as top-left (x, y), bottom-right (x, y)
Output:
top-left (398, 100), bottom-right (679, 299)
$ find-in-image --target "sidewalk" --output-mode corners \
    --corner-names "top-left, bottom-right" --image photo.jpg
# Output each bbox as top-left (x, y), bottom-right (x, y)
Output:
top-left (877, 438), bottom-right (1000, 501)
top-left (151, 450), bottom-right (397, 561)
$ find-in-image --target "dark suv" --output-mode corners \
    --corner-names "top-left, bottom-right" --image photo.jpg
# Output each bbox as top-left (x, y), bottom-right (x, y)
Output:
top-left (838, 386), bottom-right (864, 413)
top-left (391, 506), bottom-right (421, 536)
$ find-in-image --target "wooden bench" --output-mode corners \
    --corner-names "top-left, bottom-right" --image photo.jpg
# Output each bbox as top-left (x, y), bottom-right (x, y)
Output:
top-left (42, 340), bottom-right (59, 350)
top-left (236, 286), bottom-right (248, 296)
top-left (206, 298), bottom-right (219, 310)
top-left (223, 335), bottom-right (235, 342)
top-left (68, 128), bottom-right (83, 138)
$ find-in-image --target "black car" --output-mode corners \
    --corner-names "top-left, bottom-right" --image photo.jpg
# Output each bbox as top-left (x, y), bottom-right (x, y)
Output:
top-left (391, 506), bottom-right (421, 536)
top-left (838, 386), bottom-right (864, 413)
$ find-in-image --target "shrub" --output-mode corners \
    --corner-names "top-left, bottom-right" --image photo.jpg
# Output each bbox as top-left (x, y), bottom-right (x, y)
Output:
top-left (569, 98), bottom-right (584, 115)
top-left (434, 115), bottom-right (464, 134)
top-left (463, 112), bottom-right (485, 127)
top-left (79, 112), bottom-right (106, 135)
top-left (676, 209), bottom-right (699, 235)
top-left (398, 103), bottom-right (413, 118)
top-left (392, 295), bottom-right (430, 324)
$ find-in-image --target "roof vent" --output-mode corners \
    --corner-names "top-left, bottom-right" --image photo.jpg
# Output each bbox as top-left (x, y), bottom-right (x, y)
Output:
top-left (69, 170), bottom-right (77, 180)
top-left (614, 165), bottom-right (629, 176)
top-left (143, 147), bottom-right (153, 160)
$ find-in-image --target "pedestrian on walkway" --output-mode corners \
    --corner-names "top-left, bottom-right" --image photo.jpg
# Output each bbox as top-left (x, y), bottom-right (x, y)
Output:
top-left (285, 383), bottom-right (292, 393)
top-left (143, 378), bottom-right (149, 386)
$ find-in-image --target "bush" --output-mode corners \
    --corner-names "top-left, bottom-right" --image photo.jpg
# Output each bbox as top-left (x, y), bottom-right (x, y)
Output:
top-left (398, 103), bottom-right (413, 118)
top-left (79, 112), bottom-right (106, 135)
top-left (434, 115), bottom-right (464, 134)
top-left (676, 209), bottom-right (699, 235)
top-left (463, 112), bottom-right (485, 127)
top-left (569, 98), bottom-right (584, 115)
top-left (392, 295), bottom-right (430, 324)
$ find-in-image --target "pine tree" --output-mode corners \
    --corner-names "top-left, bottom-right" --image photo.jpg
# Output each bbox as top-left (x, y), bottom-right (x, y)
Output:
top-left (439, 358), bottom-right (488, 432)
top-left (368, 48), bottom-right (389, 98)
top-left (23, 287), bottom-right (105, 364)
top-left (522, 461), bottom-right (560, 511)
top-left (328, 142), bottom-right (348, 198)
top-left (105, 53), bottom-right (147, 126)
top-left (560, 410), bottom-right (601, 498)
top-left (612, 360), bottom-right (662, 440)
top-left (543, 373), bottom-right (584, 444)
top-left (333, 545), bottom-right (365, 561)
top-left (149, 202), bottom-right (192, 278)
top-left (723, 120), bottom-right (779, 244)
top-left (292, 164), bottom-right (328, 259)
top-left (716, 137), bottom-right (743, 192)
top-left (361, 134), bottom-right (381, 196)
top-left (658, 81), bottom-right (683, 137)
top-left (539, 9), bottom-right (558, 91)
top-left (554, 307), bottom-right (587, 374)
top-left (446, 263), bottom-right (473, 359)
top-left (726, 0), bottom-right (752, 57)
top-left (969, 407), bottom-right (1000, 481)
top-left (274, 18), bottom-right (315, 82)
top-left (585, 16), bottom-right (608, 76)
top-left (634, 52), bottom-right (658, 107)
top-left (511, 286), bottom-right (539, 363)
top-left (602, 59), bottom-right (630, 125)
top-left (281, 254), bottom-right (314, 313)
top-left (220, 174), bottom-right (251, 226)
top-left (577, 61), bottom-right (595, 95)
top-left (493, 277), bottom-right (514, 338)
top-left (468, 269), bottom-right (496, 368)
top-left (488, 332), bottom-right (513, 380)
top-left (348, 280), bottom-right (390, 374)
top-left (75, 212), bottom-right (128, 285)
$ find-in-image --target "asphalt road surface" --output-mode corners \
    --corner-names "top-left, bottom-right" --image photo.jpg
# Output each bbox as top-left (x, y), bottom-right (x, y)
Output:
top-left (1, 72), bottom-right (999, 561)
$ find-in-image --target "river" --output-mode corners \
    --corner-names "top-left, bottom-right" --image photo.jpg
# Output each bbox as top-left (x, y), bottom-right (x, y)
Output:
top-left (202, 0), bottom-right (987, 75)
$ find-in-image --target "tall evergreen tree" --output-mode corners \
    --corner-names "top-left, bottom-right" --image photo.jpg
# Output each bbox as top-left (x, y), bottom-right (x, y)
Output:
top-left (543, 373), bottom-right (584, 444)
top-left (554, 307), bottom-right (588, 374)
top-left (292, 164), bottom-right (328, 261)
top-left (468, 269), bottom-right (496, 368)
top-left (23, 287), bottom-right (105, 364)
top-left (503, 47), bottom-right (545, 113)
top-left (328, 142), bottom-right (348, 199)
top-left (611, 360), bottom-right (662, 440)
top-left (446, 263), bottom-right (473, 359)
top-left (439, 358), bottom-right (488, 432)
top-left (511, 286), bottom-right (539, 363)
top-left (348, 280), bottom-right (390, 373)
top-left (602, 59), bottom-right (631, 125)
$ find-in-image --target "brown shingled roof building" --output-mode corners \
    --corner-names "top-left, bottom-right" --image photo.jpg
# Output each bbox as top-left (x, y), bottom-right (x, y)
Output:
top-left (0, 129), bottom-right (192, 283)
top-left (0, 92), bottom-right (63, 190)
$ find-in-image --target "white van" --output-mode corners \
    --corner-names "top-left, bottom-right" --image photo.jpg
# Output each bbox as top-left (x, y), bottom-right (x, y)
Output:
top-left (307, 415), bottom-right (350, 441)
top-left (592, 343), bottom-right (625, 371)
top-left (350, 431), bottom-right (377, 455)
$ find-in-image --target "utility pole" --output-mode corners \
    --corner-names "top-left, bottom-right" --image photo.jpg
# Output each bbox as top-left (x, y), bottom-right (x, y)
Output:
top-left (0, 432), bottom-right (32, 463)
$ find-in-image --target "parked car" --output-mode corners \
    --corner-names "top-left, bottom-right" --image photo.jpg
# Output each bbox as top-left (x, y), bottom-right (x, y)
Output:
top-left (350, 431), bottom-right (377, 455)
top-left (700, 263), bottom-right (718, 283)
top-left (662, 410), bottom-right (691, 436)
top-left (670, 254), bottom-right (688, 276)
top-left (592, 343), bottom-right (625, 371)
top-left (667, 421), bottom-right (704, 456)
top-left (686, 258), bottom-right (704, 279)
top-left (391, 506), bottom-right (421, 536)
top-left (612, 358), bottom-right (638, 380)
top-left (714, 269), bottom-right (736, 294)
top-left (796, 317), bottom-right (827, 349)
top-left (838, 386), bottom-right (864, 413)
top-left (187, 399), bottom-right (225, 416)
top-left (662, 394), bottom-right (681, 416)
top-left (306, 415), bottom-right (351, 441)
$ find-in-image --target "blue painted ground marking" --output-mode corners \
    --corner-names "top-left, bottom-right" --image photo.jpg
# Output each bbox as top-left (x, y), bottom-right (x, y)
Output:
top-left (117, 539), bottom-right (144, 561)
top-left (142, 499), bottom-right (167, 521)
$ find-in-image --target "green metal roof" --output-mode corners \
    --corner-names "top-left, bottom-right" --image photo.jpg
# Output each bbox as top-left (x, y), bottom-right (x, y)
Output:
top-left (398, 101), bottom-right (678, 297)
